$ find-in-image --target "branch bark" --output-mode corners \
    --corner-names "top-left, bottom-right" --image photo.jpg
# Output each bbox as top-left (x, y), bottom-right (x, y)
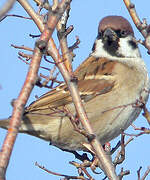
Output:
top-left (0, 1), bottom-right (70, 179)
top-left (47, 32), bottom-right (118, 180)
top-left (0, 0), bottom-right (118, 179)
top-left (0, 0), bottom-right (16, 20)
top-left (123, 0), bottom-right (150, 53)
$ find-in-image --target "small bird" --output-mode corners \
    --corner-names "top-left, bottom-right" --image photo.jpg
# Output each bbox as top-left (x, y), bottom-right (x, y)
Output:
top-left (0, 16), bottom-right (149, 151)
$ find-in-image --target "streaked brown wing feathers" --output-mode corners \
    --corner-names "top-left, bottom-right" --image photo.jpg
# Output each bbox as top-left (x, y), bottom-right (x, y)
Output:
top-left (26, 56), bottom-right (116, 112)
top-left (78, 79), bottom-right (114, 95)
top-left (26, 85), bottom-right (72, 112)
top-left (75, 56), bottom-right (116, 79)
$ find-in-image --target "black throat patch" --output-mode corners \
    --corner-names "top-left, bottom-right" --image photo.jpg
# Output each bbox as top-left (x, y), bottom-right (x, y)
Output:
top-left (102, 38), bottom-right (121, 57)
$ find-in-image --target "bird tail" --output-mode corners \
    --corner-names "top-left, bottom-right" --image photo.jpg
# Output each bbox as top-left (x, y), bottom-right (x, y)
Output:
top-left (0, 118), bottom-right (10, 130)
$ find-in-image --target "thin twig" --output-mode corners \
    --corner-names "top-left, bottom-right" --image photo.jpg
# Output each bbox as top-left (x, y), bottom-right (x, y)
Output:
top-left (137, 166), bottom-right (142, 180)
top-left (113, 134), bottom-right (125, 166)
top-left (70, 161), bottom-right (95, 179)
top-left (124, 124), bottom-right (150, 137)
top-left (0, 1), bottom-right (70, 179)
top-left (35, 162), bottom-right (86, 180)
top-left (48, 4), bottom-right (118, 180)
top-left (17, 0), bottom-right (44, 32)
top-left (137, 166), bottom-right (150, 180)
top-left (69, 36), bottom-right (80, 52)
top-left (113, 135), bottom-right (134, 166)
top-left (141, 166), bottom-right (150, 180)
top-left (18, 53), bottom-right (32, 61)
top-left (18, 56), bottom-right (52, 72)
top-left (118, 168), bottom-right (130, 180)
top-left (0, 14), bottom-right (31, 22)
top-left (11, 44), bottom-right (34, 52)
top-left (57, 6), bottom-right (73, 73)
top-left (123, 0), bottom-right (150, 53)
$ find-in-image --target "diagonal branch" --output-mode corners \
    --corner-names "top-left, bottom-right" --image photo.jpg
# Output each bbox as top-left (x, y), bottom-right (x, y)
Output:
top-left (0, 1), bottom-right (70, 179)
top-left (1, 0), bottom-right (118, 179)
top-left (0, 0), bottom-right (16, 20)
top-left (47, 20), bottom-right (118, 180)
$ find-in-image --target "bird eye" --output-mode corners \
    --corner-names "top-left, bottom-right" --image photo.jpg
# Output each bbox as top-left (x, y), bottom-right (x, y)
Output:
top-left (120, 30), bottom-right (127, 37)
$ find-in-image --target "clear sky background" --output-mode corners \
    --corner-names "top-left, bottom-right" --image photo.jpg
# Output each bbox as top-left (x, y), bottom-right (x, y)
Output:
top-left (0, 0), bottom-right (150, 179)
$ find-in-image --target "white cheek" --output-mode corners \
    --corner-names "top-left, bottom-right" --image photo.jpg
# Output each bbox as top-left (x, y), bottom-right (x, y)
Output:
top-left (118, 36), bottom-right (141, 58)
top-left (91, 39), bottom-right (110, 57)
top-left (91, 36), bottom-right (141, 59)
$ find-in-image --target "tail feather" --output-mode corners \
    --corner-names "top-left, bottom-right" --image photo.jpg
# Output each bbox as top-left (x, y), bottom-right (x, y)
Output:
top-left (0, 118), bottom-right (10, 130)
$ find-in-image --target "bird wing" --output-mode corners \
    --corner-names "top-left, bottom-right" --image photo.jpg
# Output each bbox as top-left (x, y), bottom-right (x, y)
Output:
top-left (25, 56), bottom-right (116, 113)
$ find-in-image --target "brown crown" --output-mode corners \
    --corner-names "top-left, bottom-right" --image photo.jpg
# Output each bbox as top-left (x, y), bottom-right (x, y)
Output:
top-left (98, 16), bottom-right (134, 36)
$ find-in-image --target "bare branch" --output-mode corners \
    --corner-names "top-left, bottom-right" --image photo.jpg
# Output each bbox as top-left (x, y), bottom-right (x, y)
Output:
top-left (0, 14), bottom-right (31, 22)
top-left (113, 134), bottom-right (125, 166)
top-left (118, 168), bottom-right (130, 180)
top-left (124, 124), bottom-right (150, 137)
top-left (11, 44), bottom-right (34, 52)
top-left (17, 0), bottom-right (44, 32)
top-left (0, 1), bottom-right (70, 179)
top-left (112, 136), bottom-right (134, 167)
top-left (47, 3), bottom-right (118, 180)
top-left (35, 162), bottom-right (87, 180)
top-left (137, 166), bottom-right (142, 180)
top-left (0, 0), bottom-right (16, 20)
top-left (137, 166), bottom-right (150, 180)
top-left (123, 0), bottom-right (150, 53)
top-left (141, 166), bottom-right (150, 180)
top-left (18, 52), bottom-right (33, 61)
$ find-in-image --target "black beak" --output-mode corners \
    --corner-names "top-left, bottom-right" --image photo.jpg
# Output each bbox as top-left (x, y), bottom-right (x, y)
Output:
top-left (103, 28), bottom-right (117, 41)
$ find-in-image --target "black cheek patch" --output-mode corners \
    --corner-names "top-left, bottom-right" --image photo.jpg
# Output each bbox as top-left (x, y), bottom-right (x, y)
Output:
top-left (128, 40), bottom-right (138, 49)
top-left (103, 39), bottom-right (120, 57)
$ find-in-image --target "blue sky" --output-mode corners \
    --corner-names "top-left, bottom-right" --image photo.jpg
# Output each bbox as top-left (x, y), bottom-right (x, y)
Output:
top-left (0, 0), bottom-right (150, 179)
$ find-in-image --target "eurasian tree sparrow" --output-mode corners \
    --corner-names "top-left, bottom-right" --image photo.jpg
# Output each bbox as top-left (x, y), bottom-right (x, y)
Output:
top-left (0, 16), bottom-right (149, 151)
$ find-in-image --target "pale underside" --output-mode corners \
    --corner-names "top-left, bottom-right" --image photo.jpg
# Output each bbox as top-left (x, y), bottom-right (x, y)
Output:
top-left (19, 56), bottom-right (149, 150)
